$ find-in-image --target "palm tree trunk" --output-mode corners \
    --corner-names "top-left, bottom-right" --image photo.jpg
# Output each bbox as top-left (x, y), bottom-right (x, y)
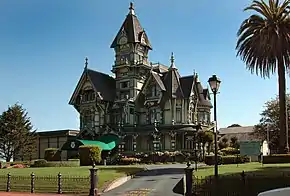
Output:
top-left (278, 60), bottom-right (289, 154)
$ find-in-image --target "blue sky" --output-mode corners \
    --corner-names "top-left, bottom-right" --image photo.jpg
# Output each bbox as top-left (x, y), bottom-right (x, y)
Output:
top-left (0, 0), bottom-right (286, 131)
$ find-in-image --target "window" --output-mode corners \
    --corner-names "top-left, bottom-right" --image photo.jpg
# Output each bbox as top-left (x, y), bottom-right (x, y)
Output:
top-left (82, 110), bottom-right (94, 129)
top-left (120, 81), bottom-right (129, 89)
top-left (112, 112), bottom-right (120, 124)
top-left (118, 144), bottom-right (125, 152)
top-left (120, 91), bottom-right (129, 100)
top-left (150, 109), bottom-right (157, 124)
top-left (82, 90), bottom-right (95, 102)
top-left (152, 85), bottom-right (157, 97)
top-left (146, 87), bottom-right (152, 97)
top-left (176, 108), bottom-right (182, 123)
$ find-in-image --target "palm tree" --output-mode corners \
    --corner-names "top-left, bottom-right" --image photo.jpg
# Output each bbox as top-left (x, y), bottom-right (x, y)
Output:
top-left (236, 0), bottom-right (290, 153)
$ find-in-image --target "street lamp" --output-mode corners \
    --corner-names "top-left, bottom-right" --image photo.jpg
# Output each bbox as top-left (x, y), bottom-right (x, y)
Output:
top-left (208, 74), bottom-right (221, 179)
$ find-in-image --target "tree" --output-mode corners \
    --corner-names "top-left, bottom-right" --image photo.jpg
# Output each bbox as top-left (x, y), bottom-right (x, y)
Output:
top-left (218, 137), bottom-right (229, 149)
top-left (252, 95), bottom-right (290, 152)
top-left (230, 136), bottom-right (240, 149)
top-left (227, 124), bottom-right (242, 128)
top-left (197, 131), bottom-right (214, 158)
top-left (0, 103), bottom-right (36, 162)
top-left (205, 131), bottom-right (214, 155)
top-left (236, 0), bottom-right (290, 153)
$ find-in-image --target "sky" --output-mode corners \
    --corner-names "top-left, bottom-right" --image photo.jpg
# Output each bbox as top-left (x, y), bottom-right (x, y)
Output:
top-left (0, 0), bottom-right (286, 131)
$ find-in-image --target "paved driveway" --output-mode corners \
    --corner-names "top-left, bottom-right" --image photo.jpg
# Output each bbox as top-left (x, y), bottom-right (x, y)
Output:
top-left (101, 163), bottom-right (202, 196)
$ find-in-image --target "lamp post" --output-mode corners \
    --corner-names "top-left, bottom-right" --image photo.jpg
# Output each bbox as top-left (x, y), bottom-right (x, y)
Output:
top-left (208, 74), bottom-right (221, 179)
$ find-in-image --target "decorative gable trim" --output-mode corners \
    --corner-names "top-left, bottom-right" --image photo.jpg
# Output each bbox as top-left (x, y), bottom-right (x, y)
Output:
top-left (68, 70), bottom-right (97, 105)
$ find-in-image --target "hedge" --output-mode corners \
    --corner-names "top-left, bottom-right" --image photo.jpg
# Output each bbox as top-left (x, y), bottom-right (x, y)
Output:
top-left (31, 159), bottom-right (80, 167)
top-left (79, 145), bottom-right (102, 166)
top-left (262, 154), bottom-right (290, 164)
top-left (204, 155), bottom-right (250, 165)
top-left (118, 157), bottom-right (141, 165)
top-left (44, 148), bottom-right (61, 161)
top-left (220, 147), bottom-right (240, 156)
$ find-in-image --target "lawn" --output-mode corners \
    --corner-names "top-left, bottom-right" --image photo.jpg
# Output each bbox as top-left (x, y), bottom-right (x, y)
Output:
top-left (0, 165), bottom-right (146, 194)
top-left (193, 163), bottom-right (290, 196)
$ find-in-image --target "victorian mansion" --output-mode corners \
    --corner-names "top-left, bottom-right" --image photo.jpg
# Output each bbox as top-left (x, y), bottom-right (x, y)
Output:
top-left (67, 3), bottom-right (212, 153)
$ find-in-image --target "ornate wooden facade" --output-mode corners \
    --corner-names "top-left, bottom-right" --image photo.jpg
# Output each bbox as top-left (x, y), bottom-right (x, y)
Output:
top-left (68, 3), bottom-right (212, 153)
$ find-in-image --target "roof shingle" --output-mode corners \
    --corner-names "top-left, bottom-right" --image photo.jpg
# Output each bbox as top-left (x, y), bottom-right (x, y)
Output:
top-left (87, 69), bottom-right (116, 102)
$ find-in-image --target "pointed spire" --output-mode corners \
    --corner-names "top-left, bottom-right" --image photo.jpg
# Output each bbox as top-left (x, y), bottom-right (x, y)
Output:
top-left (170, 52), bottom-right (177, 69)
top-left (129, 2), bottom-right (135, 15)
top-left (84, 57), bottom-right (88, 69)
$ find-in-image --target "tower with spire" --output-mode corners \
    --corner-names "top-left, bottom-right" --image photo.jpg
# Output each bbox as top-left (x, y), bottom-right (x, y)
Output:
top-left (68, 2), bottom-right (212, 153)
top-left (110, 2), bottom-right (152, 103)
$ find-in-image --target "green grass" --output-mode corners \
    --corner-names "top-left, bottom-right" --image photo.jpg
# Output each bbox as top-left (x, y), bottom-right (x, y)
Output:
top-left (195, 162), bottom-right (290, 177)
top-left (0, 165), bottom-right (146, 194)
top-left (194, 163), bottom-right (290, 196)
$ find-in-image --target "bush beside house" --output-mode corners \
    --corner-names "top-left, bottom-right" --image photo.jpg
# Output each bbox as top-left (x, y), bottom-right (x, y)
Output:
top-left (79, 145), bottom-right (102, 166)
top-left (44, 148), bottom-right (61, 161)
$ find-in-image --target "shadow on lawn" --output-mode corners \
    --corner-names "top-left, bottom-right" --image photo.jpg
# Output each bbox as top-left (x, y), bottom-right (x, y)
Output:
top-left (100, 166), bottom-right (186, 176)
top-left (98, 167), bottom-right (145, 175)
top-left (195, 165), bottom-right (290, 196)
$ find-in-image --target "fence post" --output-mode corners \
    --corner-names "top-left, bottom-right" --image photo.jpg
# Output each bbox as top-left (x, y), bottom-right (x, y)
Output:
top-left (31, 172), bottom-right (35, 193)
top-left (241, 170), bottom-right (246, 194)
top-left (6, 173), bottom-right (11, 192)
top-left (58, 172), bottom-right (62, 194)
top-left (89, 163), bottom-right (99, 196)
top-left (184, 162), bottom-right (194, 196)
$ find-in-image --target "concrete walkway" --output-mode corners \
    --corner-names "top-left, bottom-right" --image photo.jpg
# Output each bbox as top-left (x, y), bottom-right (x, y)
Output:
top-left (101, 163), bottom-right (202, 196)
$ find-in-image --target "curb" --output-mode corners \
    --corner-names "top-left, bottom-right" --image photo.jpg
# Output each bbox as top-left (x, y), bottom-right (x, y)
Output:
top-left (102, 175), bottom-right (133, 192)
top-left (102, 167), bottom-right (149, 193)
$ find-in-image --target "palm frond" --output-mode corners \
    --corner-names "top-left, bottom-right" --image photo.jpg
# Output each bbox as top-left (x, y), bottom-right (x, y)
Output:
top-left (236, 0), bottom-right (290, 78)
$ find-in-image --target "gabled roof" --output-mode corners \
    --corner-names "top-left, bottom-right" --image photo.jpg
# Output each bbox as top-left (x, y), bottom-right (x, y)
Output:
top-left (69, 68), bottom-right (116, 105)
top-left (110, 3), bottom-right (152, 49)
top-left (152, 63), bottom-right (168, 73)
top-left (196, 82), bottom-right (212, 107)
top-left (87, 69), bottom-right (116, 102)
top-left (151, 71), bottom-right (166, 91)
top-left (219, 126), bottom-right (255, 135)
top-left (180, 76), bottom-right (194, 98)
top-left (162, 67), bottom-right (184, 99)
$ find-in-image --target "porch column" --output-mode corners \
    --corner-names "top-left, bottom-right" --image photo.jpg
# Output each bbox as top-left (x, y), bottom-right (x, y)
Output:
top-left (132, 134), bottom-right (138, 152)
top-left (118, 134), bottom-right (127, 153)
top-left (169, 131), bottom-right (177, 150)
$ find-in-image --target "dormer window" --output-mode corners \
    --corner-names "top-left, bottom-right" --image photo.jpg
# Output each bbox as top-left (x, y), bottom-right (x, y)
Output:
top-left (146, 84), bottom-right (159, 98)
top-left (152, 85), bottom-right (157, 97)
top-left (81, 90), bottom-right (95, 103)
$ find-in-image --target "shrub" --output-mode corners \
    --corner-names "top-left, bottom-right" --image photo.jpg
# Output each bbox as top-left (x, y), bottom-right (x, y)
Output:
top-left (44, 148), bottom-right (61, 161)
top-left (79, 145), bottom-right (102, 166)
top-left (8, 161), bottom-right (33, 167)
top-left (221, 156), bottom-right (249, 164)
top-left (89, 146), bottom-right (102, 164)
top-left (32, 159), bottom-right (48, 167)
top-left (220, 147), bottom-right (240, 155)
top-left (119, 157), bottom-right (141, 165)
top-left (12, 164), bottom-right (26, 168)
top-left (31, 159), bottom-right (80, 167)
top-left (204, 155), bottom-right (222, 165)
top-left (263, 154), bottom-right (290, 164)
top-left (204, 155), bottom-right (249, 165)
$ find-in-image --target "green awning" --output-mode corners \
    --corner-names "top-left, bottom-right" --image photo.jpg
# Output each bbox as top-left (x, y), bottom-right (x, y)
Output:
top-left (61, 134), bottom-right (120, 151)
top-left (78, 140), bottom-right (112, 150)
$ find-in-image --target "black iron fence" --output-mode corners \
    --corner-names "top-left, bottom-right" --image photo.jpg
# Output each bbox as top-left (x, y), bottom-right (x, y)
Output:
top-left (0, 173), bottom-right (90, 194)
top-left (192, 171), bottom-right (290, 196)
